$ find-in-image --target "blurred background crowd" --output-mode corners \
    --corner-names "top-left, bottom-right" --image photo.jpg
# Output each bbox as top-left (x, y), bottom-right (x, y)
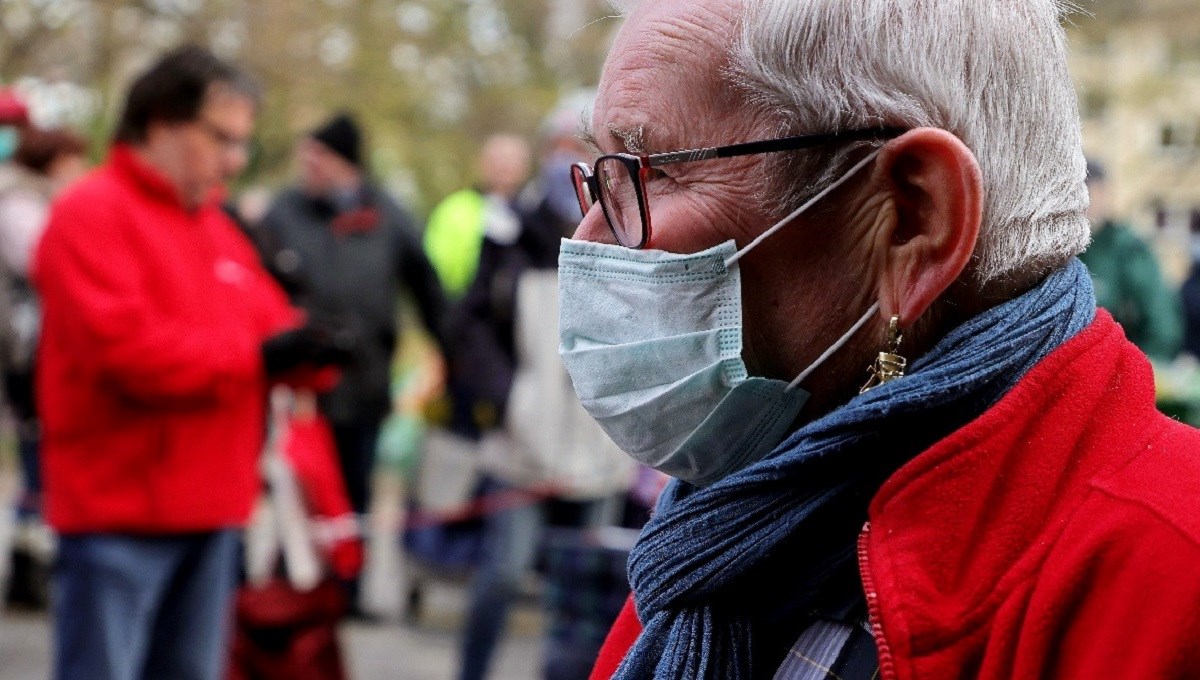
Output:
top-left (0, 1), bottom-right (1198, 679)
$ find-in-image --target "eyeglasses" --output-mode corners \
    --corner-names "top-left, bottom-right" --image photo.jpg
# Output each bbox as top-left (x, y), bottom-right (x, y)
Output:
top-left (197, 117), bottom-right (252, 156)
top-left (571, 127), bottom-right (906, 249)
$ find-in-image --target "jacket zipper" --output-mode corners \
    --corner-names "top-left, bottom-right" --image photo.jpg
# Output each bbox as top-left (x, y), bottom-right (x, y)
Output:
top-left (858, 521), bottom-right (897, 680)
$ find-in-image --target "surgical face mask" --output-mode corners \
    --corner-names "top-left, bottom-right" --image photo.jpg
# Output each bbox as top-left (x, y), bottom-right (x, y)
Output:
top-left (0, 127), bottom-right (19, 163)
top-left (558, 151), bottom-right (882, 486)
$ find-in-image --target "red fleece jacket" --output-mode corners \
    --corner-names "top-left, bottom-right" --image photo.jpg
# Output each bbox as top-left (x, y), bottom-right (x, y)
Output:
top-left (592, 312), bottom-right (1200, 679)
top-left (36, 147), bottom-right (304, 533)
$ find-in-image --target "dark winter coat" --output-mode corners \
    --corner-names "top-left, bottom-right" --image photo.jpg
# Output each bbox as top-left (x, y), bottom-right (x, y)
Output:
top-left (259, 184), bottom-right (448, 425)
top-left (447, 184), bottom-right (575, 431)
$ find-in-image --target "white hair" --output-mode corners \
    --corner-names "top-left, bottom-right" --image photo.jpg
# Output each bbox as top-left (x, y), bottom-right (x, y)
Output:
top-left (732, 0), bottom-right (1090, 285)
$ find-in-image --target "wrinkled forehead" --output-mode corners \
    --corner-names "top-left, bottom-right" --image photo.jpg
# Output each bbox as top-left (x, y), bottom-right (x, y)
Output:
top-left (592, 0), bottom-right (742, 154)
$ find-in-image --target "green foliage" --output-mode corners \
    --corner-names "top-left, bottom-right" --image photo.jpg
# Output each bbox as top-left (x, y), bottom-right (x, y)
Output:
top-left (0, 0), bottom-right (619, 216)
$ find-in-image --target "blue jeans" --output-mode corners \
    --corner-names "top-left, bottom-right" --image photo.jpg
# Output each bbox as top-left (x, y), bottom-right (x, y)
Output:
top-left (53, 530), bottom-right (240, 680)
top-left (458, 480), bottom-right (620, 680)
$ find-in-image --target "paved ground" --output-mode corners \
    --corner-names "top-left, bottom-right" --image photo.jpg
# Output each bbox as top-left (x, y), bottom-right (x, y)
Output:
top-left (0, 441), bottom-right (545, 680)
top-left (0, 602), bottom-right (543, 680)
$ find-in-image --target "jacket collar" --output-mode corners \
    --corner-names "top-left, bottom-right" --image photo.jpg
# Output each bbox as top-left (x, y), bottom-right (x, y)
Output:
top-left (865, 310), bottom-right (1159, 655)
top-left (109, 144), bottom-right (184, 207)
top-left (108, 144), bottom-right (226, 211)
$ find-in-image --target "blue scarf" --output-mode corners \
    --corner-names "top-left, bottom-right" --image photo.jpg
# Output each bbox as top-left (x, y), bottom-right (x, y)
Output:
top-left (616, 260), bottom-right (1097, 679)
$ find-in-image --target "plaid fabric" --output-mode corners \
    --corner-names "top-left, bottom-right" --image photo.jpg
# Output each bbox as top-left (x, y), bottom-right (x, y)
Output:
top-left (775, 619), bottom-right (879, 680)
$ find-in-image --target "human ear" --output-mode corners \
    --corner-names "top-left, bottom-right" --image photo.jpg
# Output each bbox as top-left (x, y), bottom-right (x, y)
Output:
top-left (873, 128), bottom-right (982, 324)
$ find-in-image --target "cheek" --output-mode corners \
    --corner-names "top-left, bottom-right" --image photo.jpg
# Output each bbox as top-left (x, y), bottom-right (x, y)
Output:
top-left (737, 228), bottom-right (865, 377)
top-left (571, 205), bottom-right (617, 244)
top-left (645, 184), bottom-right (768, 255)
top-left (504, 162), bottom-right (527, 183)
top-left (646, 204), bottom-right (726, 253)
top-left (182, 137), bottom-right (218, 176)
top-left (299, 158), bottom-right (318, 180)
top-left (226, 148), bottom-right (248, 174)
top-left (642, 156), bottom-right (775, 253)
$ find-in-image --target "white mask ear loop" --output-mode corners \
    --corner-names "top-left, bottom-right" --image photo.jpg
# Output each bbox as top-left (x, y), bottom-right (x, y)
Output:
top-left (787, 302), bottom-right (881, 392)
top-left (724, 149), bottom-right (885, 269)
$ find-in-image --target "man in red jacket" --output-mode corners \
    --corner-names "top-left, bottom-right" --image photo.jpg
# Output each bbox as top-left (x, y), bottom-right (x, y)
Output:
top-left (35, 46), bottom-right (349, 680)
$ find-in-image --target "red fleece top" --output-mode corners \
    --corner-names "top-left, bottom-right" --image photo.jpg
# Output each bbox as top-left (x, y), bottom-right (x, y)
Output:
top-left (35, 147), bottom-right (303, 533)
top-left (592, 312), bottom-right (1200, 679)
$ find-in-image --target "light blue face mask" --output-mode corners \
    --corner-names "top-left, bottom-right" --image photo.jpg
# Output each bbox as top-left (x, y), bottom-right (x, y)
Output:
top-left (0, 127), bottom-right (19, 163)
top-left (558, 152), bottom-right (882, 486)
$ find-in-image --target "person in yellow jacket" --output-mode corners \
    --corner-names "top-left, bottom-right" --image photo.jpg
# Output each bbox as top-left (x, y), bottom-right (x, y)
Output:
top-left (424, 134), bottom-right (531, 298)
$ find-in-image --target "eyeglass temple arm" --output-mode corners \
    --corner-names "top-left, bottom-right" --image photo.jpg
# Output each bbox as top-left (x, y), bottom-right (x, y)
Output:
top-left (645, 127), bottom-right (907, 168)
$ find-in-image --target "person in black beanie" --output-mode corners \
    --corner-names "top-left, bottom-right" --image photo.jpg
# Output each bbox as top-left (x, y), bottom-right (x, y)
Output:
top-left (310, 113), bottom-right (362, 168)
top-left (258, 113), bottom-right (450, 608)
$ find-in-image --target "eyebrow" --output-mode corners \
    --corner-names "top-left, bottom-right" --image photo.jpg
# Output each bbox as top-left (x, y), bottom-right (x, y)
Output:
top-left (610, 124), bottom-right (648, 154)
top-left (579, 121), bottom-right (653, 155)
top-left (580, 122), bottom-right (601, 153)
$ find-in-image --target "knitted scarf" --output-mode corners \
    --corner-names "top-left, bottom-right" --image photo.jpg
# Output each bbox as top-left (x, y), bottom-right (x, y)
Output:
top-left (615, 259), bottom-right (1097, 679)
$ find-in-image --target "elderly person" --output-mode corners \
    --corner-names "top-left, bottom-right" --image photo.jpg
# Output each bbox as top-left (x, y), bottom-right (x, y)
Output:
top-left (558, 1), bottom-right (1200, 679)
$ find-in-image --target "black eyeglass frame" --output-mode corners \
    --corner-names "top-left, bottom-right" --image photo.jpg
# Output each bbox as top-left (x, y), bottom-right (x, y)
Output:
top-left (196, 116), bottom-right (253, 155)
top-left (571, 127), bottom-right (907, 249)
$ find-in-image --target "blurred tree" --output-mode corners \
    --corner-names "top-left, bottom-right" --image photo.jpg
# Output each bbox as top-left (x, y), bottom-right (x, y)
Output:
top-left (0, 0), bottom-right (618, 215)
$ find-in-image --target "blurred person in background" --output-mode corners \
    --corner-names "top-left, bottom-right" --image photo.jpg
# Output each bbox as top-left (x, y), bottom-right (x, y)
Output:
top-left (0, 88), bottom-right (30, 415)
top-left (0, 233), bottom-right (9, 389)
top-left (1080, 159), bottom-right (1182, 362)
top-left (0, 126), bottom-right (88, 607)
top-left (451, 107), bottom-right (634, 680)
top-left (0, 128), bottom-right (89, 490)
top-left (0, 88), bottom-right (27, 166)
top-left (424, 133), bottom-right (532, 300)
top-left (258, 112), bottom-right (450, 612)
top-left (1182, 215), bottom-right (1200, 359)
top-left (422, 133), bottom-right (532, 457)
top-left (0, 86), bottom-right (23, 611)
top-left (521, 94), bottom-right (598, 258)
top-left (35, 46), bottom-right (351, 680)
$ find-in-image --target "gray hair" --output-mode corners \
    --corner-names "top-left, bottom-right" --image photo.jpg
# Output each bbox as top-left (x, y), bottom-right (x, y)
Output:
top-left (612, 0), bottom-right (1091, 285)
top-left (736, 0), bottom-right (1090, 285)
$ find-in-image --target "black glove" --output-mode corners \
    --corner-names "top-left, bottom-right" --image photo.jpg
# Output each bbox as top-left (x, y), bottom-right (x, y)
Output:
top-left (262, 321), bottom-right (356, 377)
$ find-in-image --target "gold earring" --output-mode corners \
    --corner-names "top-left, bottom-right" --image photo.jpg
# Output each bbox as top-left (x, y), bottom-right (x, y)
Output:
top-left (860, 315), bottom-right (907, 394)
